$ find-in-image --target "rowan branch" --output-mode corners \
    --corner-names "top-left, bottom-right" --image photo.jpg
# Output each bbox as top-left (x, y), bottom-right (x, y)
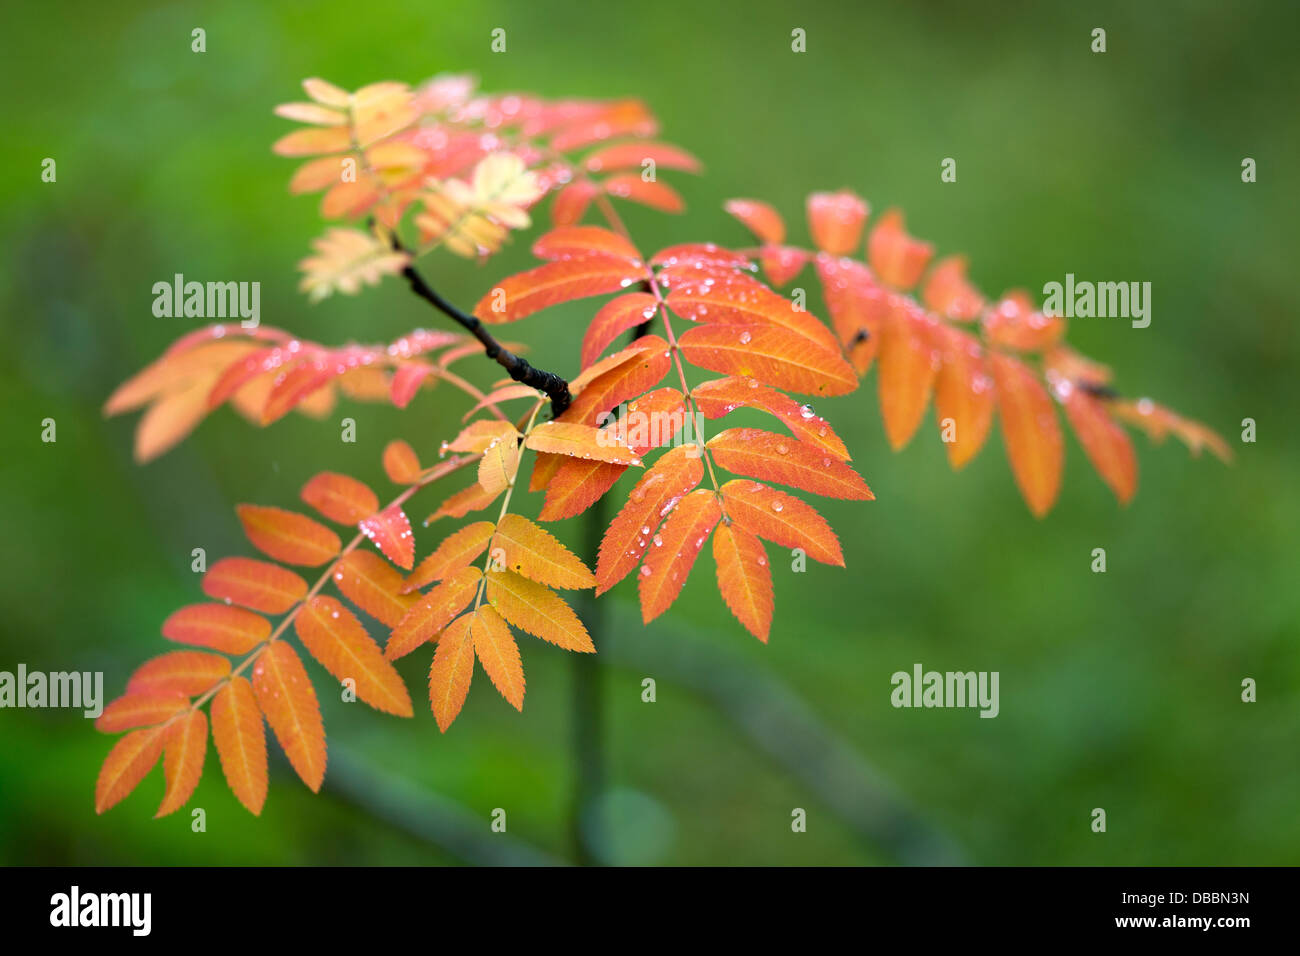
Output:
top-left (389, 234), bottom-right (572, 416)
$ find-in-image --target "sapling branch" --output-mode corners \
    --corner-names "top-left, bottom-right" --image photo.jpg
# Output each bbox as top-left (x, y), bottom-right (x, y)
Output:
top-left (389, 234), bottom-right (572, 416)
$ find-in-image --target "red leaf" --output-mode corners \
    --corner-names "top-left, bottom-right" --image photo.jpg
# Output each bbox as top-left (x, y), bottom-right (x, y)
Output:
top-left (724, 198), bottom-right (785, 244)
top-left (532, 225), bottom-right (643, 264)
top-left (637, 489), bottom-right (721, 622)
top-left (706, 428), bottom-right (873, 500)
top-left (602, 175), bottom-right (684, 213)
top-left (162, 604), bottom-right (270, 654)
top-left (584, 141), bottom-right (701, 175)
top-left (760, 245), bottom-right (811, 287)
top-left (389, 362), bottom-right (433, 408)
top-left (473, 259), bottom-right (641, 323)
top-left (202, 557), bottom-right (307, 614)
top-left (359, 504), bottom-right (416, 570)
top-left (236, 505), bottom-right (341, 567)
top-left (990, 352), bottom-right (1064, 517)
top-left (301, 472), bottom-right (380, 525)
top-left (807, 190), bottom-right (869, 256)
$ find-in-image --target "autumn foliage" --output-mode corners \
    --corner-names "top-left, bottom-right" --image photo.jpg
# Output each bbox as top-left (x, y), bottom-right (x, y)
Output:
top-left (97, 74), bottom-right (1226, 817)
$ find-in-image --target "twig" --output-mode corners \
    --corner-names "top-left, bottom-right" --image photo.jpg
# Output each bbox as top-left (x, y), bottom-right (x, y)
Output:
top-left (388, 234), bottom-right (572, 416)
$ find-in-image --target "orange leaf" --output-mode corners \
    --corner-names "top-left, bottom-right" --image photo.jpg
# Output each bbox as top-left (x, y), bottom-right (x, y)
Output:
top-left (387, 566), bottom-right (482, 660)
top-left (561, 335), bottom-right (672, 426)
top-left (537, 459), bottom-right (627, 522)
top-left (485, 570), bottom-right (594, 652)
top-left (424, 481), bottom-right (503, 524)
top-left (1062, 387), bottom-right (1138, 505)
top-left (807, 190), bottom-right (869, 256)
top-left (923, 255), bottom-right (985, 321)
top-left (296, 596), bottom-right (413, 716)
top-left (932, 325), bottom-right (996, 469)
top-left (210, 677), bottom-right (267, 815)
top-left (720, 479), bottom-right (844, 566)
top-left (814, 255), bottom-right (889, 372)
top-left (405, 521), bottom-right (496, 592)
top-left (876, 301), bottom-right (940, 450)
top-left (477, 434), bottom-right (521, 495)
top-left (759, 245), bottom-right (811, 287)
top-left (95, 726), bottom-right (166, 814)
top-left (532, 225), bottom-right (643, 264)
top-left (637, 488), bottom-right (721, 622)
top-left (603, 175), bottom-right (684, 213)
top-left (584, 141), bottom-right (701, 175)
top-left (867, 209), bottom-right (934, 290)
top-left (156, 710), bottom-right (207, 818)
top-left (471, 605), bottom-right (525, 711)
top-left (359, 504), bottom-right (416, 570)
top-left (127, 651), bottom-right (231, 698)
top-left (692, 377), bottom-right (850, 460)
top-left (664, 270), bottom-right (842, 355)
top-left (707, 428), bottom-right (873, 500)
top-left (724, 198), bottom-right (785, 244)
top-left (202, 557), bottom-right (307, 614)
top-left (448, 420), bottom-right (520, 453)
top-left (982, 291), bottom-right (1065, 351)
top-left (491, 514), bottom-right (595, 589)
top-left (383, 439), bottom-right (422, 484)
top-left (252, 642), bottom-right (326, 792)
top-left (596, 445), bottom-right (704, 595)
top-left (990, 352), bottom-right (1064, 517)
top-left (427, 613), bottom-right (475, 731)
top-left (525, 421), bottom-right (643, 465)
top-left (95, 692), bottom-right (189, 733)
top-left (473, 258), bottom-right (641, 323)
top-left (236, 505), bottom-right (341, 567)
top-left (162, 603), bottom-right (270, 655)
top-left (551, 180), bottom-right (600, 226)
top-left (713, 522), bottom-right (774, 642)
top-left (677, 324), bottom-right (857, 397)
top-left (333, 550), bottom-right (418, 627)
top-left (580, 293), bottom-right (659, 369)
top-left (301, 472), bottom-right (380, 524)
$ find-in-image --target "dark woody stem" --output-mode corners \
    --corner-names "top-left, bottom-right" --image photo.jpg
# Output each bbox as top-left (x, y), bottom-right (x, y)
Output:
top-left (388, 234), bottom-right (572, 416)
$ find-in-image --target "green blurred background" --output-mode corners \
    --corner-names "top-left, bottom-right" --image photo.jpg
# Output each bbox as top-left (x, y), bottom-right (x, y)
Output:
top-left (1, 0), bottom-right (1296, 865)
